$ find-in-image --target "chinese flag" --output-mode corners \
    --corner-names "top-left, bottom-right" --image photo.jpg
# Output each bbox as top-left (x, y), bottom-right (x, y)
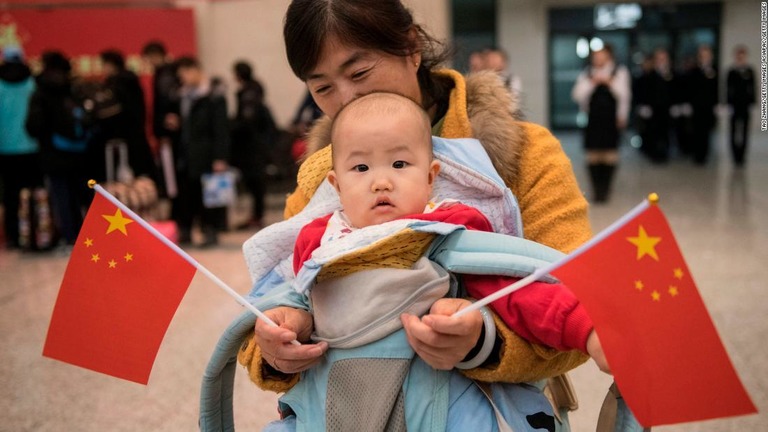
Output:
top-left (43, 193), bottom-right (196, 384)
top-left (553, 204), bottom-right (756, 426)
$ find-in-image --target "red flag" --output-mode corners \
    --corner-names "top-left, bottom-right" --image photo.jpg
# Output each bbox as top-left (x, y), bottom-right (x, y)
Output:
top-left (43, 193), bottom-right (196, 384)
top-left (553, 204), bottom-right (756, 426)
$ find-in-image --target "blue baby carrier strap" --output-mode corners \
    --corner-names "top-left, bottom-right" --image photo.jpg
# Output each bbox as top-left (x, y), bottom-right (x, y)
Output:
top-left (200, 287), bottom-right (307, 431)
top-left (428, 229), bottom-right (565, 283)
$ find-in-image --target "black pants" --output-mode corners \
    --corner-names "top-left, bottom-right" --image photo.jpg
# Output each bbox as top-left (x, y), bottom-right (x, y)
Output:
top-left (730, 111), bottom-right (751, 165)
top-left (172, 174), bottom-right (227, 239)
top-left (242, 171), bottom-right (266, 222)
top-left (0, 154), bottom-right (43, 247)
top-left (645, 114), bottom-right (671, 163)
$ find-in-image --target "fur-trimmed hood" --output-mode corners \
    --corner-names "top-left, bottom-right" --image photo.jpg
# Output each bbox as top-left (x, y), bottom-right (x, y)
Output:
top-left (302, 70), bottom-right (527, 188)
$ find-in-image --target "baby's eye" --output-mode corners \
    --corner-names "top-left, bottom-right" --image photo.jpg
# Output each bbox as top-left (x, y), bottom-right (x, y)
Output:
top-left (392, 160), bottom-right (408, 169)
top-left (353, 164), bottom-right (369, 172)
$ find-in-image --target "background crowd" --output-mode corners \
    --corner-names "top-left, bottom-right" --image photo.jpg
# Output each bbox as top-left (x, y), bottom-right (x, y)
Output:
top-left (0, 39), bottom-right (757, 252)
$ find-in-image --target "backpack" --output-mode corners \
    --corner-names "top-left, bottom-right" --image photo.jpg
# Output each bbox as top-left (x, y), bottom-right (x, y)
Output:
top-left (50, 82), bottom-right (98, 153)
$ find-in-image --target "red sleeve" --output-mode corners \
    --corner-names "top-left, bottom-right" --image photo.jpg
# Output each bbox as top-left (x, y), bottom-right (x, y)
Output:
top-left (463, 276), bottom-right (594, 352)
top-left (406, 203), bottom-right (494, 232)
top-left (416, 204), bottom-right (594, 351)
top-left (293, 214), bottom-right (333, 275)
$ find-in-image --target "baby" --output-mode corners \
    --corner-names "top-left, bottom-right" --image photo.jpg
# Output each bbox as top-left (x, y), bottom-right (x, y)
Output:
top-left (258, 91), bottom-right (608, 431)
top-left (294, 91), bottom-right (606, 366)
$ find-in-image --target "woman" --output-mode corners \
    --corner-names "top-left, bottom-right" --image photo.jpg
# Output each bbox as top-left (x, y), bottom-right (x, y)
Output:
top-left (571, 45), bottom-right (631, 203)
top-left (239, 0), bottom-right (593, 429)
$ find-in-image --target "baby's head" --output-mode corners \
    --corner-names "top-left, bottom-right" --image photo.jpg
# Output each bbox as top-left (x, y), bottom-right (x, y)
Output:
top-left (328, 92), bottom-right (440, 228)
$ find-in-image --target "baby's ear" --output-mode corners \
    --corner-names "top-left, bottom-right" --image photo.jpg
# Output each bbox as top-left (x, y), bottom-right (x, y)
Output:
top-left (327, 170), bottom-right (341, 193)
top-left (427, 160), bottom-right (440, 186)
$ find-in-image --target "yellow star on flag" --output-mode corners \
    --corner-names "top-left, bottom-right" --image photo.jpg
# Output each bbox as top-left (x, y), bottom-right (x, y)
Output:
top-left (669, 286), bottom-right (679, 297)
top-left (84, 238), bottom-right (94, 247)
top-left (91, 253), bottom-right (100, 263)
top-left (674, 268), bottom-right (684, 279)
top-left (124, 253), bottom-right (133, 262)
top-left (651, 290), bottom-right (661, 301)
top-left (108, 259), bottom-right (117, 269)
top-left (634, 280), bottom-right (644, 291)
top-left (102, 209), bottom-right (134, 235)
top-left (627, 225), bottom-right (661, 261)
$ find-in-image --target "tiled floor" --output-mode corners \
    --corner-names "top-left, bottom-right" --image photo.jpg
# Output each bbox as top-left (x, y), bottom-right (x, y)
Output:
top-left (1, 129), bottom-right (765, 431)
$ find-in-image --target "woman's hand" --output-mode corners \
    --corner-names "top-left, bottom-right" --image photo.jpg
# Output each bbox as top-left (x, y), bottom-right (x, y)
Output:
top-left (401, 298), bottom-right (483, 370)
top-left (255, 307), bottom-right (328, 374)
top-left (587, 330), bottom-right (611, 374)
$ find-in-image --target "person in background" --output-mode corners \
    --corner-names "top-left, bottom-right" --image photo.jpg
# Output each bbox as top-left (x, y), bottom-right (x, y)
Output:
top-left (288, 90), bottom-right (323, 163)
top-left (640, 48), bottom-right (675, 163)
top-left (0, 46), bottom-right (41, 249)
top-left (687, 45), bottom-right (718, 166)
top-left (632, 53), bottom-right (654, 153)
top-left (670, 55), bottom-right (696, 157)
top-left (98, 49), bottom-right (156, 180)
top-left (230, 60), bottom-right (276, 230)
top-left (467, 48), bottom-right (485, 74)
top-left (26, 51), bottom-right (90, 247)
top-left (141, 40), bottom-right (181, 196)
top-left (174, 56), bottom-right (230, 247)
top-left (571, 45), bottom-right (631, 203)
top-left (483, 47), bottom-right (522, 99)
top-left (726, 44), bottom-right (755, 167)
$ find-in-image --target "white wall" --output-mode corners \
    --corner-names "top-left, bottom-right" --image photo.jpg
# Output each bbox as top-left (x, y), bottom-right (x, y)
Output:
top-left (181, 0), bottom-right (449, 128)
top-left (497, 0), bottom-right (548, 125)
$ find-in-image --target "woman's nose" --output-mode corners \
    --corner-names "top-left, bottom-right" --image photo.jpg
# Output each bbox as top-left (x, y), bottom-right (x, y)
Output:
top-left (337, 83), bottom-right (360, 108)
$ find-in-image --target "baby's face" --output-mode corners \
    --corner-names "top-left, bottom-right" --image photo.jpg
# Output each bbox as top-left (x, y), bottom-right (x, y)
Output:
top-left (328, 110), bottom-right (439, 228)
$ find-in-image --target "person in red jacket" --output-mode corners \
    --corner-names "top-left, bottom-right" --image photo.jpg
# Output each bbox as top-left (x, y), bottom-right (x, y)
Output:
top-left (294, 91), bottom-right (609, 369)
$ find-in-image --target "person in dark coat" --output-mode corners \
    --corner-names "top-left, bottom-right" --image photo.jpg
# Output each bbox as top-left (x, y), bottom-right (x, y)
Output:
top-left (174, 56), bottom-right (230, 247)
top-left (0, 46), bottom-right (42, 249)
top-left (26, 51), bottom-right (91, 246)
top-left (687, 45), bottom-right (718, 165)
top-left (726, 45), bottom-right (756, 167)
top-left (230, 60), bottom-right (276, 230)
top-left (142, 41), bottom-right (181, 195)
top-left (97, 49), bottom-right (156, 180)
top-left (632, 54), bottom-right (654, 155)
top-left (641, 48), bottom-right (675, 163)
top-left (670, 56), bottom-right (696, 156)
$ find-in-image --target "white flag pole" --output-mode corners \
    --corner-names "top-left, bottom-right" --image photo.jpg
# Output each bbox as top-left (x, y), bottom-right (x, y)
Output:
top-left (453, 194), bottom-right (657, 318)
top-left (90, 181), bottom-right (300, 345)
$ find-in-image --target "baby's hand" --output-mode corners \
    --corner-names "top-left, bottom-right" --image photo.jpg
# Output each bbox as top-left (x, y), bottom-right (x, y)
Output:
top-left (587, 330), bottom-right (611, 374)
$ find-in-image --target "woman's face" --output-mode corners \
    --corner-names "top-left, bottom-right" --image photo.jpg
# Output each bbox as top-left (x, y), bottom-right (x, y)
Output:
top-left (305, 35), bottom-right (422, 119)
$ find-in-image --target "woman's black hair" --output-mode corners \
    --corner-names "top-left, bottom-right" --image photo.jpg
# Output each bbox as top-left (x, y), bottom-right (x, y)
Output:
top-left (283, 0), bottom-right (452, 110)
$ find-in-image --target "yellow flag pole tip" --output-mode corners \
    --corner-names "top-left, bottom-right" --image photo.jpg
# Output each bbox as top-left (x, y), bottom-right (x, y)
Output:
top-left (648, 193), bottom-right (659, 204)
top-left (87, 179), bottom-right (97, 189)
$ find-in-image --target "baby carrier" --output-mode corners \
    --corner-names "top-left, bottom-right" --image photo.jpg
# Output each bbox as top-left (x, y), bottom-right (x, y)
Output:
top-left (199, 137), bottom-right (646, 431)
